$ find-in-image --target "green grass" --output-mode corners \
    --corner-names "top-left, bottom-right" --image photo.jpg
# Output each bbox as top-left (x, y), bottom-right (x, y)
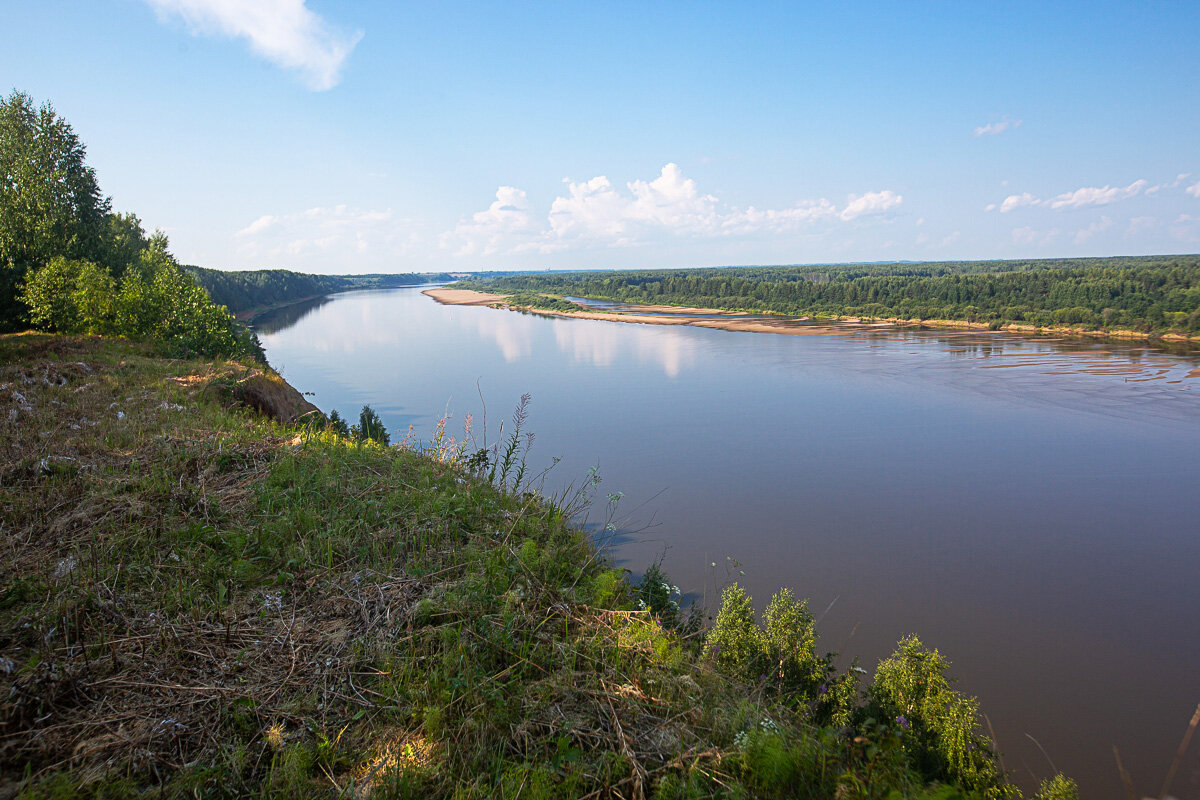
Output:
top-left (0, 333), bottom-right (1075, 799)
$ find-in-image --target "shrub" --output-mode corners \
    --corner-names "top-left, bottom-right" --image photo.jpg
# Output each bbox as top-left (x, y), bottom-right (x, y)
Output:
top-left (704, 583), bottom-right (763, 676)
top-left (866, 635), bottom-right (1014, 798)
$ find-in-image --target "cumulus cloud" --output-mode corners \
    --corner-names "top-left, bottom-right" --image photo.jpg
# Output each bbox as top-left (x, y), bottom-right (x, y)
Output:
top-left (1047, 179), bottom-right (1148, 210)
top-left (1188, 180), bottom-right (1200, 198)
top-left (973, 117), bottom-right (1022, 137)
top-left (142, 0), bottom-right (362, 90)
top-left (839, 190), bottom-right (903, 221)
top-left (235, 205), bottom-right (409, 263)
top-left (442, 186), bottom-right (540, 256)
top-left (445, 163), bottom-right (900, 257)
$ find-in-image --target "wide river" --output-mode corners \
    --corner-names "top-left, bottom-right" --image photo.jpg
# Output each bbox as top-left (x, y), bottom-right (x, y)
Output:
top-left (256, 285), bottom-right (1200, 798)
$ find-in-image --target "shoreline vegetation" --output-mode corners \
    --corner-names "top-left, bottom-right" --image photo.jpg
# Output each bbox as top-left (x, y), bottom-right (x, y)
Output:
top-left (442, 257), bottom-right (1200, 348)
top-left (0, 332), bottom-right (1081, 799)
top-left (425, 287), bottom-right (1200, 345)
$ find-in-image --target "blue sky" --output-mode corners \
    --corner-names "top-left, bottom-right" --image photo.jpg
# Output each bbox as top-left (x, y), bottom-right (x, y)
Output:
top-left (4, 0), bottom-right (1199, 274)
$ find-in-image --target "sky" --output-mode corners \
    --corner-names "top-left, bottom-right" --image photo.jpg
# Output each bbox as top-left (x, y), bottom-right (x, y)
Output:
top-left (3, 0), bottom-right (1199, 274)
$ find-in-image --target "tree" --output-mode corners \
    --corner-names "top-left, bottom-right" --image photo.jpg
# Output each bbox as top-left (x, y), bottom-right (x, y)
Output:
top-left (352, 405), bottom-right (390, 445)
top-left (1, 90), bottom-right (111, 329)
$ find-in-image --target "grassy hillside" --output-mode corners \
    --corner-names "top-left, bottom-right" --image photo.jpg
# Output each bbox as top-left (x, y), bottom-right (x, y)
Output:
top-left (0, 334), bottom-right (1075, 799)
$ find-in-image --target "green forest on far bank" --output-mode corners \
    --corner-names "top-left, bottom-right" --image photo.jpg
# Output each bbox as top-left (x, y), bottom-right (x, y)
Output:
top-left (458, 256), bottom-right (1200, 336)
top-left (183, 266), bottom-right (452, 317)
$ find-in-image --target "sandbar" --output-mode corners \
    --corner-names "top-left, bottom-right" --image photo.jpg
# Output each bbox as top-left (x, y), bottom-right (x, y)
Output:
top-left (423, 288), bottom-right (1200, 345)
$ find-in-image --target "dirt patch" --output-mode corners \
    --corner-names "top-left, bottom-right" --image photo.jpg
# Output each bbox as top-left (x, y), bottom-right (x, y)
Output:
top-left (230, 371), bottom-right (321, 426)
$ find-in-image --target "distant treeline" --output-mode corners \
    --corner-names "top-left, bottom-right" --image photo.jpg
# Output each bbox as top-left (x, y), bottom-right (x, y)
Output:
top-left (183, 266), bottom-right (452, 316)
top-left (459, 256), bottom-right (1200, 334)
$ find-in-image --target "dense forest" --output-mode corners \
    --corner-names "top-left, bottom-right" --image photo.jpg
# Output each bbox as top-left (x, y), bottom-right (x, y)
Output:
top-left (184, 266), bottom-right (451, 317)
top-left (460, 256), bottom-right (1200, 335)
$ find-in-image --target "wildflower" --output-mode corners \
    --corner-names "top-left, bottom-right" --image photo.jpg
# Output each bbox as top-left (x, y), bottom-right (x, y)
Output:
top-left (896, 715), bottom-right (910, 729)
top-left (819, 684), bottom-right (828, 695)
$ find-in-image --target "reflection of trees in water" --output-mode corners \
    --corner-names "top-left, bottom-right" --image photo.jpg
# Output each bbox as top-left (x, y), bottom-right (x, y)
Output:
top-left (251, 296), bottom-right (333, 335)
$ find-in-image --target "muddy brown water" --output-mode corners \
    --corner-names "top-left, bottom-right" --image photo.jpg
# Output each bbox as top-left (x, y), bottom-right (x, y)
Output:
top-left (257, 286), bottom-right (1200, 798)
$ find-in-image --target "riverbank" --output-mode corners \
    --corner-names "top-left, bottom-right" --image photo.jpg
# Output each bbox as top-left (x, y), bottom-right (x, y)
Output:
top-left (424, 287), bottom-right (1200, 348)
top-left (1, 332), bottom-right (1076, 799)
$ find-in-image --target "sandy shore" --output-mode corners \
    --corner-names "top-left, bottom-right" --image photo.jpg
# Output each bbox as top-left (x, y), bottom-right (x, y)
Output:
top-left (423, 288), bottom-right (1200, 345)
top-left (424, 288), bottom-right (921, 336)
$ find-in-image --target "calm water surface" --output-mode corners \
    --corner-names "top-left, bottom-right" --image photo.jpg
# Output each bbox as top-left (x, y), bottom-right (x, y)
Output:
top-left (257, 287), bottom-right (1200, 798)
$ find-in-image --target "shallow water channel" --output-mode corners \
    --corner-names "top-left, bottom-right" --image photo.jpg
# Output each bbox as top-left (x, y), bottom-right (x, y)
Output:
top-left (256, 286), bottom-right (1200, 798)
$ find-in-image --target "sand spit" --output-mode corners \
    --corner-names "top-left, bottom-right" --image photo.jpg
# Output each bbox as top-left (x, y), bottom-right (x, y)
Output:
top-left (422, 288), bottom-right (1200, 345)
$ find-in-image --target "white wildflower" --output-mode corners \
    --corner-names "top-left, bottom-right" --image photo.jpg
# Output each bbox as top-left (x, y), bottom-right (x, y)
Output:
top-left (53, 556), bottom-right (78, 579)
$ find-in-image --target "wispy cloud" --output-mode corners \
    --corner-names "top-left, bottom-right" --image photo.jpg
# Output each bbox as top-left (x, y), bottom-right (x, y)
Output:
top-left (1188, 180), bottom-right (1200, 198)
top-left (142, 0), bottom-right (362, 90)
top-left (988, 178), bottom-right (1159, 213)
top-left (235, 205), bottom-right (410, 262)
top-left (989, 192), bottom-right (1039, 213)
top-left (973, 117), bottom-right (1022, 137)
top-left (1047, 179), bottom-right (1148, 210)
top-left (1074, 216), bottom-right (1113, 244)
top-left (1011, 226), bottom-right (1060, 246)
top-left (839, 190), bottom-right (903, 221)
top-left (441, 163), bottom-right (902, 256)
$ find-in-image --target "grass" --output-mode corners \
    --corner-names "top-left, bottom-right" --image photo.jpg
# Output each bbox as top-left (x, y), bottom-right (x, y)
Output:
top-left (0, 333), bottom-right (1075, 799)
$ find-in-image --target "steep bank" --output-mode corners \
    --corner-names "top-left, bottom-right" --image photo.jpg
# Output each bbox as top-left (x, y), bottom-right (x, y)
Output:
top-left (0, 333), bottom-right (1074, 799)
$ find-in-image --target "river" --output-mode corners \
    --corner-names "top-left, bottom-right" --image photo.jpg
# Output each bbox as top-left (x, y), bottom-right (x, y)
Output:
top-left (255, 285), bottom-right (1200, 798)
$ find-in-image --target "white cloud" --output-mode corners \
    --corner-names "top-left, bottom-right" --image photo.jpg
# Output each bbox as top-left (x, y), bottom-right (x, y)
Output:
top-left (142, 0), bottom-right (362, 90)
top-left (1046, 179), bottom-right (1147, 210)
top-left (1074, 216), bottom-right (1112, 244)
top-left (446, 163), bottom-right (898, 257)
top-left (989, 178), bottom-right (1161, 214)
top-left (1187, 180), bottom-right (1200, 198)
top-left (443, 187), bottom-right (540, 256)
top-left (973, 117), bottom-right (1022, 137)
top-left (1011, 226), bottom-right (1060, 246)
top-left (1126, 216), bottom-right (1159, 236)
top-left (839, 190), bottom-right (903, 221)
top-left (235, 205), bottom-right (409, 263)
top-left (997, 192), bottom-right (1039, 213)
top-left (1145, 173), bottom-right (1190, 196)
top-left (1171, 214), bottom-right (1200, 243)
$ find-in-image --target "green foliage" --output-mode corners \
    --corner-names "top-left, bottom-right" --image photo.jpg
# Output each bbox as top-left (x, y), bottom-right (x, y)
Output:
top-left (634, 561), bottom-right (683, 630)
top-left (181, 265), bottom-right (451, 316)
top-left (867, 636), bottom-right (1015, 798)
top-left (21, 243), bottom-right (263, 360)
top-left (501, 291), bottom-right (585, 312)
top-left (464, 255), bottom-right (1200, 336)
top-left (704, 583), bottom-right (763, 675)
top-left (1032, 774), bottom-right (1079, 800)
top-left (351, 404), bottom-right (390, 445)
top-left (1, 334), bottom-right (1067, 800)
top-left (762, 588), bottom-right (824, 694)
top-left (325, 409), bottom-right (351, 438)
top-left (0, 90), bottom-right (110, 329)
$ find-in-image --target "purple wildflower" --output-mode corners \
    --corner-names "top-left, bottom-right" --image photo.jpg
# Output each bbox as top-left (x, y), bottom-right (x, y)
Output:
top-left (896, 715), bottom-right (910, 729)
